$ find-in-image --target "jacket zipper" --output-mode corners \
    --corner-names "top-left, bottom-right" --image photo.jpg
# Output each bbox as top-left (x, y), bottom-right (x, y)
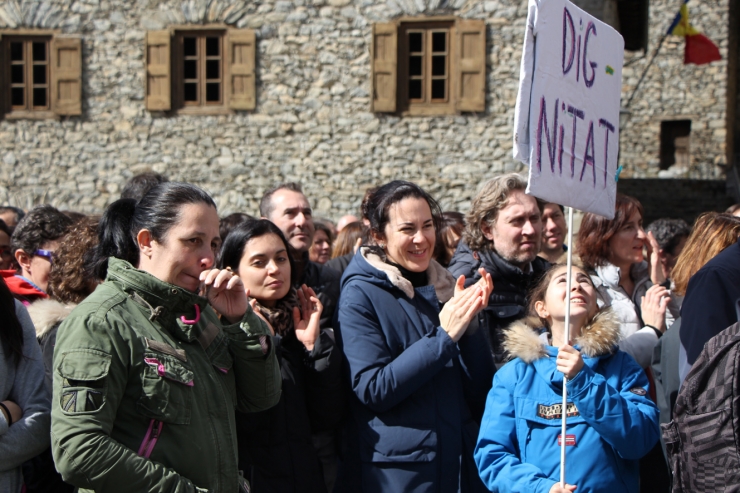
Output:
top-left (137, 419), bottom-right (164, 458)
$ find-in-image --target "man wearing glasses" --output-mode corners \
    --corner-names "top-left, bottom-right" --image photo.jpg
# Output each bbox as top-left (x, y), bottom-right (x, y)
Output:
top-left (2, 205), bottom-right (73, 305)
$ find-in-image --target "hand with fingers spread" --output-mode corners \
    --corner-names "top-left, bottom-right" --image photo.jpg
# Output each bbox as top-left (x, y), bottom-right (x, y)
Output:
top-left (439, 268), bottom-right (493, 342)
top-left (641, 283), bottom-right (670, 332)
top-left (556, 344), bottom-right (584, 379)
top-left (200, 268), bottom-right (248, 323)
top-left (646, 231), bottom-right (667, 286)
top-left (293, 284), bottom-right (323, 351)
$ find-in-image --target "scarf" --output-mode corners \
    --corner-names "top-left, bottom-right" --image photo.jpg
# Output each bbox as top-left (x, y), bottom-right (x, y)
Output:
top-left (253, 288), bottom-right (298, 337)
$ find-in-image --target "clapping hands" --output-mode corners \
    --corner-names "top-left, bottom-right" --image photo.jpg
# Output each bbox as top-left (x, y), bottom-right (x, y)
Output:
top-left (439, 268), bottom-right (493, 342)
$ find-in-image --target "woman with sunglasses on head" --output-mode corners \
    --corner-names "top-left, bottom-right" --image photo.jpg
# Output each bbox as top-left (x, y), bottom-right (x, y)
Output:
top-left (475, 264), bottom-right (660, 493)
top-left (335, 180), bottom-right (494, 493)
top-left (220, 219), bottom-right (343, 493)
top-left (50, 182), bottom-right (281, 493)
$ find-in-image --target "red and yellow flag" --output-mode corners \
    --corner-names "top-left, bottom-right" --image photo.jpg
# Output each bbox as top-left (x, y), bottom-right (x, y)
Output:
top-left (667, 0), bottom-right (721, 65)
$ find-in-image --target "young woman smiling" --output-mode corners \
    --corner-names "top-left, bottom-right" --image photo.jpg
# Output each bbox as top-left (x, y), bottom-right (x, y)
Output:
top-left (335, 180), bottom-right (494, 493)
top-left (50, 182), bottom-right (281, 493)
top-left (474, 264), bottom-right (660, 493)
top-left (219, 219), bottom-right (343, 493)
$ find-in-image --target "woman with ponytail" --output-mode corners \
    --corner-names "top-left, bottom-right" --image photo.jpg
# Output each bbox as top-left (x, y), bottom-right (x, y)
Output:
top-left (0, 277), bottom-right (50, 493)
top-left (50, 182), bottom-right (281, 493)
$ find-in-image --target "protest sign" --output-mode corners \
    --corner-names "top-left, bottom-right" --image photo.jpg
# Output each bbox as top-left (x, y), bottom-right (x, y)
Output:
top-left (513, 0), bottom-right (624, 219)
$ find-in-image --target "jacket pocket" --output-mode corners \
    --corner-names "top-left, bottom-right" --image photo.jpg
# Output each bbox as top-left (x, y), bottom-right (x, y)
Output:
top-left (209, 336), bottom-right (236, 405)
top-left (58, 348), bottom-right (111, 415)
top-left (137, 351), bottom-right (194, 424)
top-left (359, 420), bottom-right (437, 463)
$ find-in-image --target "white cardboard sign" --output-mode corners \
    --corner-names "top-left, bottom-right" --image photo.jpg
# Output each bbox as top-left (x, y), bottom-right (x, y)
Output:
top-left (513, 0), bottom-right (624, 219)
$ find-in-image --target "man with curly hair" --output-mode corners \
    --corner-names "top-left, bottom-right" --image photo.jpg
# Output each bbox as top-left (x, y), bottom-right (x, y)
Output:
top-left (448, 173), bottom-right (549, 364)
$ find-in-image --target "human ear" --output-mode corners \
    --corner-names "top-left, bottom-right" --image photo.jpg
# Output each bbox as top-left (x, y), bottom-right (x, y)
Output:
top-left (481, 221), bottom-right (495, 242)
top-left (136, 230), bottom-right (154, 258)
top-left (372, 231), bottom-right (386, 249)
top-left (15, 249), bottom-right (31, 272)
top-left (534, 300), bottom-right (549, 319)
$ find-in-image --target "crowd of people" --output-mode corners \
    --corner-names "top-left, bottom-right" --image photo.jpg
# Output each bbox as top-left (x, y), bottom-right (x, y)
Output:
top-left (1, 170), bottom-right (740, 493)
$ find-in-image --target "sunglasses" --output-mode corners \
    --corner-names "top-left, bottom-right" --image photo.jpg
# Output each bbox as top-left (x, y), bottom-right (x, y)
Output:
top-left (35, 249), bottom-right (55, 264)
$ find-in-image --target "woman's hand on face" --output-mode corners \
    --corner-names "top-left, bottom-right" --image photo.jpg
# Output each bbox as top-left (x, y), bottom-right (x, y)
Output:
top-left (549, 483), bottom-right (577, 493)
top-left (200, 268), bottom-right (248, 323)
top-left (1, 400), bottom-right (22, 424)
top-left (641, 283), bottom-right (670, 332)
top-left (249, 298), bottom-right (275, 336)
top-left (293, 284), bottom-right (323, 351)
top-left (646, 231), bottom-right (667, 285)
top-left (439, 270), bottom-right (491, 342)
top-left (556, 344), bottom-right (584, 379)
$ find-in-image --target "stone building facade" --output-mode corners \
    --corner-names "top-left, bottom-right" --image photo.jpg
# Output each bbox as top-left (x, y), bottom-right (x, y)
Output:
top-left (0, 0), bottom-right (731, 218)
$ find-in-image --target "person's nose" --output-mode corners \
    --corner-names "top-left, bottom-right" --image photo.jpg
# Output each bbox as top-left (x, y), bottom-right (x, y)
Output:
top-left (201, 248), bottom-right (215, 270)
top-left (522, 220), bottom-right (535, 236)
top-left (294, 213), bottom-right (307, 229)
top-left (266, 259), bottom-right (279, 275)
top-left (636, 227), bottom-right (647, 241)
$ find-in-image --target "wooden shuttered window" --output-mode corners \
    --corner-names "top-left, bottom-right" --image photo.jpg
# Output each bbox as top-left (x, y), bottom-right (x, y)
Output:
top-left (145, 30), bottom-right (171, 111)
top-left (371, 23), bottom-right (397, 113)
top-left (226, 28), bottom-right (256, 110)
top-left (51, 36), bottom-right (82, 116)
top-left (455, 19), bottom-right (486, 112)
top-left (371, 19), bottom-right (486, 115)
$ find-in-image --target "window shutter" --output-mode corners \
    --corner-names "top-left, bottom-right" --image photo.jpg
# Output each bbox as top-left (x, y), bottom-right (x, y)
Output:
top-left (145, 30), bottom-right (171, 111)
top-left (226, 29), bottom-right (256, 111)
top-left (51, 36), bottom-right (82, 116)
top-left (455, 19), bottom-right (486, 112)
top-left (371, 23), bottom-right (397, 113)
top-left (0, 35), bottom-right (5, 119)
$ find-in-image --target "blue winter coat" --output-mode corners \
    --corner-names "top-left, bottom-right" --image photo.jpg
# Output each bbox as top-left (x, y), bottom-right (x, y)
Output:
top-left (335, 248), bottom-right (494, 493)
top-left (475, 311), bottom-right (660, 493)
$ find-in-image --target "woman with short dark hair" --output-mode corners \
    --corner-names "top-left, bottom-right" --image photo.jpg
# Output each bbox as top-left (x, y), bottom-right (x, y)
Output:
top-left (335, 180), bottom-right (494, 493)
top-left (50, 182), bottom-right (281, 493)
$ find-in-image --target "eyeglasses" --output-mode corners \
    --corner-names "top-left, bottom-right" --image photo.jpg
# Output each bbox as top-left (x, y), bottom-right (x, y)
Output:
top-left (35, 249), bottom-right (55, 264)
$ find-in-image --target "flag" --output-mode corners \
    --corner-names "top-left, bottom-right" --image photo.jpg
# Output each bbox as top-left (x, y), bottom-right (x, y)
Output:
top-left (667, 0), bottom-right (721, 65)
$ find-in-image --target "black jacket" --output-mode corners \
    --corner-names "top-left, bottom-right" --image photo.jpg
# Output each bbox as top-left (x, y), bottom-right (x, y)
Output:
top-left (296, 253), bottom-right (342, 332)
top-left (679, 238), bottom-right (740, 378)
top-left (236, 330), bottom-right (344, 493)
top-left (447, 241), bottom-right (550, 362)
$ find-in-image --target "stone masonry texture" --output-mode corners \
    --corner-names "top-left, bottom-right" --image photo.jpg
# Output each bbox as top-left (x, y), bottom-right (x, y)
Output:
top-left (0, 0), bottom-right (730, 219)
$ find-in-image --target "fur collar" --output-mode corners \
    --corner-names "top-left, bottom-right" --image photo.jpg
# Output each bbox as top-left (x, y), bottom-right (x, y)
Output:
top-left (503, 308), bottom-right (621, 363)
top-left (27, 298), bottom-right (77, 340)
top-left (361, 247), bottom-right (456, 302)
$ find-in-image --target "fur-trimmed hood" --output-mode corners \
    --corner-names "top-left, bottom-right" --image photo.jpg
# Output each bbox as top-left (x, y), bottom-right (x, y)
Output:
top-left (26, 298), bottom-right (77, 340)
top-left (503, 308), bottom-right (621, 363)
top-left (357, 247), bottom-right (456, 302)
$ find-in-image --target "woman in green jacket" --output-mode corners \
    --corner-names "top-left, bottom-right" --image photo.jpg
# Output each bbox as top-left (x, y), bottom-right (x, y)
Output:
top-left (50, 182), bottom-right (282, 493)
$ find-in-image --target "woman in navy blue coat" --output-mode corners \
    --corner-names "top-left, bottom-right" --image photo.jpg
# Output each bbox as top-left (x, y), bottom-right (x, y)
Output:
top-left (335, 181), bottom-right (494, 493)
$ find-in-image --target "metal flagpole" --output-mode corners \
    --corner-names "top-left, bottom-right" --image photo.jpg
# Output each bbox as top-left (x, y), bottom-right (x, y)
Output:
top-left (560, 205), bottom-right (574, 487)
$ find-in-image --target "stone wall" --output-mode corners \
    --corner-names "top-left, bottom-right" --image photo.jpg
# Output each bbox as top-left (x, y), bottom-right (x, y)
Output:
top-left (0, 0), bottom-right (730, 220)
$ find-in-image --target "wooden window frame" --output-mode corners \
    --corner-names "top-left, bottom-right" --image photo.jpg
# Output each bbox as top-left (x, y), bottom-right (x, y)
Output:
top-left (2, 34), bottom-right (55, 119)
top-left (399, 21), bottom-right (455, 115)
top-left (173, 29), bottom-right (227, 115)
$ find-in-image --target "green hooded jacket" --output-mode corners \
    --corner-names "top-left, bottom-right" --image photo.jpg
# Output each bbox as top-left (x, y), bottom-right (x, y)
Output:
top-left (50, 258), bottom-right (282, 493)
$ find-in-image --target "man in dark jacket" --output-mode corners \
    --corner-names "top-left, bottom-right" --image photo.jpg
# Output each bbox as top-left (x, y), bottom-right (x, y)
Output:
top-left (448, 173), bottom-right (549, 363)
top-left (678, 236), bottom-right (740, 383)
top-left (260, 183), bottom-right (341, 332)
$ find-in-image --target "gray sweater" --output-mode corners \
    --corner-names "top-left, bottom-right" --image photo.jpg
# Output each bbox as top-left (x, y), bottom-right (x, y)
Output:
top-left (0, 301), bottom-right (51, 493)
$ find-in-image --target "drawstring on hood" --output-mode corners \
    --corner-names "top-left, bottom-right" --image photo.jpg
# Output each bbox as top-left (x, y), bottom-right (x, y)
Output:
top-left (180, 304), bottom-right (201, 325)
top-left (129, 291), bottom-right (165, 321)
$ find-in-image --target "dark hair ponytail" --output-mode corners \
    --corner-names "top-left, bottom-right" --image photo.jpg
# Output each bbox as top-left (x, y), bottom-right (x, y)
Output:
top-left (0, 277), bottom-right (24, 367)
top-left (94, 182), bottom-right (217, 278)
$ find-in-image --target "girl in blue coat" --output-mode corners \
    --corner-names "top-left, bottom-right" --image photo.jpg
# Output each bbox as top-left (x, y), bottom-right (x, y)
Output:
top-left (474, 264), bottom-right (660, 493)
top-left (335, 181), bottom-right (495, 493)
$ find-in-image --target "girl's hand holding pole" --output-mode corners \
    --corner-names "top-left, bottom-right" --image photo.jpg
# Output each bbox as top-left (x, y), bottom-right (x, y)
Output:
top-left (556, 345), bottom-right (584, 380)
